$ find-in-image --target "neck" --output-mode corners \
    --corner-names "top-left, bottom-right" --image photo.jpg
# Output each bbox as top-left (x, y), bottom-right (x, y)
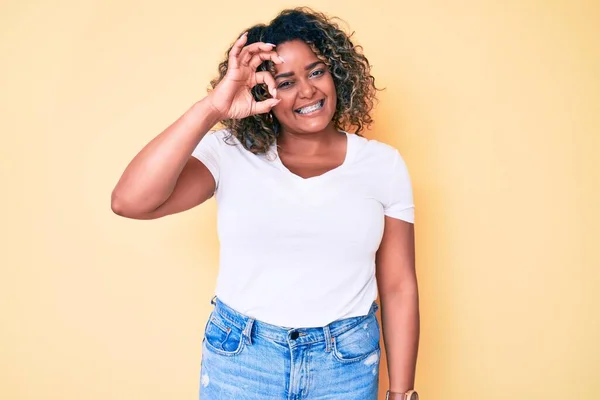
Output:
top-left (277, 123), bottom-right (343, 156)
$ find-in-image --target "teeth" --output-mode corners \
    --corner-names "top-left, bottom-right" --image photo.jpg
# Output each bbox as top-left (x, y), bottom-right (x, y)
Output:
top-left (297, 100), bottom-right (323, 114)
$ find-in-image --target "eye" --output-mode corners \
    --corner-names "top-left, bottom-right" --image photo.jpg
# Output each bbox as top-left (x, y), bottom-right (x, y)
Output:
top-left (277, 81), bottom-right (293, 89)
top-left (310, 69), bottom-right (325, 78)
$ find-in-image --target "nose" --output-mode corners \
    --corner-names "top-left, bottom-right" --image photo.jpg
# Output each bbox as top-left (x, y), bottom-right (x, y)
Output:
top-left (297, 78), bottom-right (316, 99)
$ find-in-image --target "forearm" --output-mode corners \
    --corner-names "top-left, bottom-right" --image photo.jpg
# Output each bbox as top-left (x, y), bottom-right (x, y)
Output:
top-left (111, 97), bottom-right (221, 213)
top-left (380, 287), bottom-right (420, 393)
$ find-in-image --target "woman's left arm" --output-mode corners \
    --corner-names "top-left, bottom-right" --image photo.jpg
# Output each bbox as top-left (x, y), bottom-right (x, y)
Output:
top-left (375, 216), bottom-right (419, 393)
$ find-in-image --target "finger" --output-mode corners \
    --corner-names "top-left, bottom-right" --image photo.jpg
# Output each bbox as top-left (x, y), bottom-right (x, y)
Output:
top-left (254, 71), bottom-right (277, 98)
top-left (228, 32), bottom-right (248, 69)
top-left (252, 98), bottom-right (281, 115)
top-left (239, 42), bottom-right (277, 66)
top-left (248, 51), bottom-right (285, 71)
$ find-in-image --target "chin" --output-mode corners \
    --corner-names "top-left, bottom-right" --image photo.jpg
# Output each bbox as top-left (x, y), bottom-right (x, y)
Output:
top-left (297, 119), bottom-right (333, 134)
top-left (280, 114), bottom-right (337, 135)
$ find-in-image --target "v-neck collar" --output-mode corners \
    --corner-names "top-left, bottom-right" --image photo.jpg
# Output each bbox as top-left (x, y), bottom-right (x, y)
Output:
top-left (271, 131), bottom-right (355, 182)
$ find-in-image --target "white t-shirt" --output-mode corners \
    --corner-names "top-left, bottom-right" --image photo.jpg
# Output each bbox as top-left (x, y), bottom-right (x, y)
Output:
top-left (192, 129), bottom-right (414, 328)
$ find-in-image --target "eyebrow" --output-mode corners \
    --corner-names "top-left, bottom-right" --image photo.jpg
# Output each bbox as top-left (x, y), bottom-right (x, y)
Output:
top-left (274, 61), bottom-right (325, 80)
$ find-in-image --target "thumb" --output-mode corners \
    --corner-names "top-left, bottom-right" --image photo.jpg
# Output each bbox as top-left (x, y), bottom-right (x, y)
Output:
top-left (252, 98), bottom-right (281, 115)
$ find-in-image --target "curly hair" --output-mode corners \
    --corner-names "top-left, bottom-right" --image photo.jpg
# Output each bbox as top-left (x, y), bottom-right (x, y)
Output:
top-left (209, 7), bottom-right (381, 155)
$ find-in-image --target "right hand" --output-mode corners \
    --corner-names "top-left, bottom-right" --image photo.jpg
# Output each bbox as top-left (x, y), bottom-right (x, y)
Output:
top-left (207, 32), bottom-right (284, 120)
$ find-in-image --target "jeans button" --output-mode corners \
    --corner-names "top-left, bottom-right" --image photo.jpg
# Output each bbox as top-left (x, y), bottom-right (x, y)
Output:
top-left (290, 331), bottom-right (299, 340)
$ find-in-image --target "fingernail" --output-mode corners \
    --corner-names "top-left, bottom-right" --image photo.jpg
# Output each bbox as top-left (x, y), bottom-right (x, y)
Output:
top-left (265, 43), bottom-right (276, 47)
top-left (278, 56), bottom-right (285, 62)
top-left (239, 32), bottom-right (248, 39)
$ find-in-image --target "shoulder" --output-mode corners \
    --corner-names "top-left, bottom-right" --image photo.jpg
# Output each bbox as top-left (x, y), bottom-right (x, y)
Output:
top-left (196, 129), bottom-right (247, 156)
top-left (351, 133), bottom-right (406, 167)
top-left (207, 128), bottom-right (240, 146)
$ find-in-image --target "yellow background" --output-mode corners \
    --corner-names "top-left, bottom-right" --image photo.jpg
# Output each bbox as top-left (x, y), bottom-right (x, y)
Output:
top-left (1, 0), bottom-right (598, 399)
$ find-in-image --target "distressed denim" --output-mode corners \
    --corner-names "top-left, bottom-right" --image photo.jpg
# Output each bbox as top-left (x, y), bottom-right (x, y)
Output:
top-left (199, 297), bottom-right (381, 399)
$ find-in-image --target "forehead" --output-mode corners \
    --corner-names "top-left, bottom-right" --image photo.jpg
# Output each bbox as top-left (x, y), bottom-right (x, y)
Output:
top-left (273, 40), bottom-right (321, 72)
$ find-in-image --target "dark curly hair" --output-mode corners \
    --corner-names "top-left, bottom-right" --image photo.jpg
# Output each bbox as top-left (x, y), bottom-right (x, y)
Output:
top-left (209, 7), bottom-right (381, 154)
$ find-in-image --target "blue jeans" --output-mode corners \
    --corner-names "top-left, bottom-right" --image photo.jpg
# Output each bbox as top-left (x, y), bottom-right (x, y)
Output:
top-left (199, 297), bottom-right (381, 399)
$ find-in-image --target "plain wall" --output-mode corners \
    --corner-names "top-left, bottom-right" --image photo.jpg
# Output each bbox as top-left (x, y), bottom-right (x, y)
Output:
top-left (1, 0), bottom-right (598, 399)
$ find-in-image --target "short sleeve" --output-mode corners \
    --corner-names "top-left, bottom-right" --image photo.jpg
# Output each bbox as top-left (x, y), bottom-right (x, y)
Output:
top-left (384, 150), bottom-right (415, 223)
top-left (191, 132), bottom-right (221, 189)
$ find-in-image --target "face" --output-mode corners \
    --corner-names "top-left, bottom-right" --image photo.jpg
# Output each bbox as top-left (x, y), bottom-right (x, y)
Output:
top-left (270, 40), bottom-right (337, 135)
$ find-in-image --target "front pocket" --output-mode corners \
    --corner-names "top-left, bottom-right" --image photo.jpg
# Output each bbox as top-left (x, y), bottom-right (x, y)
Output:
top-left (332, 313), bottom-right (381, 363)
top-left (203, 311), bottom-right (246, 356)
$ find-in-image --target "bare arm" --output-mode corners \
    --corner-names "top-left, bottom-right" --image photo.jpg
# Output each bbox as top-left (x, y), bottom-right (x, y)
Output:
top-left (376, 217), bottom-right (419, 394)
top-left (110, 97), bottom-right (221, 219)
top-left (111, 32), bottom-right (282, 220)
top-left (112, 156), bottom-right (217, 220)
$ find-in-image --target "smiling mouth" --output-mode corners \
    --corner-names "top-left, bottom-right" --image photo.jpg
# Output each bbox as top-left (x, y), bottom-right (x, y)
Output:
top-left (295, 99), bottom-right (325, 115)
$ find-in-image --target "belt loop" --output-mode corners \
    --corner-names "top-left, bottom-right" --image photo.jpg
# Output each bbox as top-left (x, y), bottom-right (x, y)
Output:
top-left (323, 325), bottom-right (332, 352)
top-left (372, 301), bottom-right (379, 314)
top-left (243, 317), bottom-right (255, 345)
top-left (210, 295), bottom-right (217, 305)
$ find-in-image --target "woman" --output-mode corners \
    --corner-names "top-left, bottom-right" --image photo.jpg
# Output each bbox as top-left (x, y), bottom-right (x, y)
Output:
top-left (111, 7), bottom-right (419, 400)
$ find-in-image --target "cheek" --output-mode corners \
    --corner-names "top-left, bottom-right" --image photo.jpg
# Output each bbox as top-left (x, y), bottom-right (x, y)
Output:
top-left (271, 105), bottom-right (288, 122)
top-left (325, 86), bottom-right (337, 109)
top-left (272, 95), bottom-right (294, 118)
top-left (328, 91), bottom-right (337, 108)
top-left (321, 77), bottom-right (337, 101)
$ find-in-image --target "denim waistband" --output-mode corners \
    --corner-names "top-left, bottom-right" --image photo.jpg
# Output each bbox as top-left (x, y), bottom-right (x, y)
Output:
top-left (209, 296), bottom-right (379, 347)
